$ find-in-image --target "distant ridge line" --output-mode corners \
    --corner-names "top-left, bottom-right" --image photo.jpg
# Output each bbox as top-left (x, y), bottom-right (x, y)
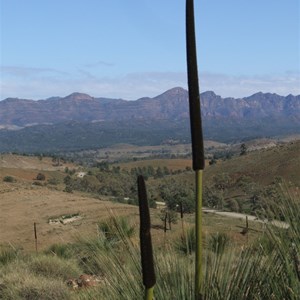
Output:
top-left (1, 87), bottom-right (299, 128)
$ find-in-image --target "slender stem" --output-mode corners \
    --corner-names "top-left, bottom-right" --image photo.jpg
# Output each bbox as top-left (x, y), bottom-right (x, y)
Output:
top-left (195, 169), bottom-right (203, 299)
top-left (145, 287), bottom-right (154, 300)
top-left (34, 222), bottom-right (38, 254)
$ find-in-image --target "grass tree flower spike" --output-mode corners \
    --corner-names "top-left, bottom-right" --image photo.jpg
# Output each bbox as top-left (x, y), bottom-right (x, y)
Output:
top-left (137, 175), bottom-right (156, 300)
top-left (186, 0), bottom-right (205, 172)
top-left (186, 0), bottom-right (205, 299)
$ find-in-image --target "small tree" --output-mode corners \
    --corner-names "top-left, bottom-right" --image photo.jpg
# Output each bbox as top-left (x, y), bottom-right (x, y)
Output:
top-left (160, 182), bottom-right (195, 213)
top-left (159, 209), bottom-right (178, 230)
top-left (240, 143), bottom-right (247, 156)
top-left (64, 185), bottom-right (73, 193)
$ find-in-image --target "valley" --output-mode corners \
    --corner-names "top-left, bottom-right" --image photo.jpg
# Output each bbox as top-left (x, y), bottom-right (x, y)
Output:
top-left (0, 139), bottom-right (299, 252)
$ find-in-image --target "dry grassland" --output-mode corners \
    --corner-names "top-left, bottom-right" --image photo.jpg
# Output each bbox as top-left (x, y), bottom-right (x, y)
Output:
top-left (0, 181), bottom-right (140, 252)
top-left (0, 153), bottom-right (265, 253)
top-left (0, 179), bottom-right (252, 253)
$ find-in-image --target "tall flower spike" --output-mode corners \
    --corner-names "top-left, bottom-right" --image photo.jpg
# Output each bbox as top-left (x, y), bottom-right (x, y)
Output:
top-left (186, 0), bottom-right (205, 171)
top-left (137, 175), bottom-right (156, 299)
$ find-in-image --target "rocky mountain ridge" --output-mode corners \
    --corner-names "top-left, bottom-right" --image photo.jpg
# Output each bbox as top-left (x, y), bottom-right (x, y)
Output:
top-left (1, 87), bottom-right (299, 128)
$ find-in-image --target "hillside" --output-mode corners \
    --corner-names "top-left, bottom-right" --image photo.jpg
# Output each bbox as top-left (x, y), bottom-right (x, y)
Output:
top-left (0, 140), bottom-right (299, 252)
top-left (203, 140), bottom-right (300, 186)
top-left (0, 155), bottom-right (139, 251)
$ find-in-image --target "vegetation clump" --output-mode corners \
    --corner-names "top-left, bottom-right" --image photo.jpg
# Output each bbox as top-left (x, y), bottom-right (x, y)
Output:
top-left (3, 176), bottom-right (15, 183)
top-left (36, 173), bottom-right (46, 181)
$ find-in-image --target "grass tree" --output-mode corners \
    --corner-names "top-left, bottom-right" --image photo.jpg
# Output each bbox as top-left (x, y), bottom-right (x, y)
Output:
top-left (137, 175), bottom-right (156, 300)
top-left (186, 0), bottom-right (205, 298)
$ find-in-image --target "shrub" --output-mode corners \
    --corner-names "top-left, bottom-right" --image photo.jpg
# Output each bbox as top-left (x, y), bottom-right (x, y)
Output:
top-left (227, 198), bottom-right (240, 212)
top-left (98, 216), bottom-right (136, 243)
top-left (36, 173), bottom-right (46, 181)
top-left (0, 269), bottom-right (71, 300)
top-left (175, 226), bottom-right (196, 254)
top-left (44, 244), bottom-right (74, 259)
top-left (207, 232), bottom-right (230, 255)
top-left (32, 181), bottom-right (44, 186)
top-left (28, 254), bottom-right (81, 280)
top-left (47, 177), bottom-right (60, 185)
top-left (64, 185), bottom-right (73, 193)
top-left (3, 176), bottom-right (15, 183)
top-left (0, 246), bottom-right (19, 265)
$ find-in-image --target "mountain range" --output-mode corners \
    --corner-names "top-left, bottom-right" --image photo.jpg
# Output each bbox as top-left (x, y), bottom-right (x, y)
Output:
top-left (1, 87), bottom-right (299, 127)
top-left (0, 87), bottom-right (299, 153)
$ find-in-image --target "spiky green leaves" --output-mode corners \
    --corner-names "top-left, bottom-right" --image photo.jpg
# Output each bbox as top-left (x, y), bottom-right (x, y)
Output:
top-left (186, 0), bottom-right (205, 171)
top-left (137, 175), bottom-right (156, 290)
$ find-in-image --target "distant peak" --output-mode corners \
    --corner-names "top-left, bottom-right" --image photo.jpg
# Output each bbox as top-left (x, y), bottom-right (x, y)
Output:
top-left (170, 87), bottom-right (187, 93)
top-left (203, 91), bottom-right (216, 95)
top-left (246, 91), bottom-right (280, 100)
top-left (201, 91), bottom-right (217, 97)
top-left (160, 87), bottom-right (187, 96)
top-left (64, 92), bottom-right (94, 100)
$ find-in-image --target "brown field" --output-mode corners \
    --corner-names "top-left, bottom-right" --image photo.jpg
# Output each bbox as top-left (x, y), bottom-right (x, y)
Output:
top-left (0, 153), bottom-right (267, 253)
top-left (0, 155), bottom-right (140, 251)
top-left (0, 178), bottom-right (254, 252)
top-left (0, 181), bottom-right (140, 251)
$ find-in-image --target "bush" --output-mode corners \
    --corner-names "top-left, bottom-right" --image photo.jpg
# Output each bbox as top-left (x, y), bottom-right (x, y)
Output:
top-left (227, 198), bottom-right (240, 212)
top-left (98, 216), bottom-right (136, 243)
top-left (0, 246), bottom-right (19, 265)
top-left (207, 232), bottom-right (230, 255)
top-left (0, 269), bottom-right (71, 300)
top-left (36, 173), bottom-right (46, 181)
top-left (47, 177), bottom-right (60, 185)
top-left (175, 226), bottom-right (196, 254)
top-left (28, 254), bottom-right (81, 280)
top-left (32, 181), bottom-right (44, 186)
top-left (3, 176), bottom-right (15, 183)
top-left (64, 185), bottom-right (73, 193)
top-left (44, 244), bottom-right (74, 259)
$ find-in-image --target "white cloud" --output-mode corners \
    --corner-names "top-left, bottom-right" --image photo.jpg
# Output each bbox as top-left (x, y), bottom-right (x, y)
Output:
top-left (1, 66), bottom-right (299, 100)
top-left (0, 65), bottom-right (68, 78)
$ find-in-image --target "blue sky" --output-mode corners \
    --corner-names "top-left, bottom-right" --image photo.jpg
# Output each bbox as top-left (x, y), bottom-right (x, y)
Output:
top-left (1, 0), bottom-right (299, 100)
